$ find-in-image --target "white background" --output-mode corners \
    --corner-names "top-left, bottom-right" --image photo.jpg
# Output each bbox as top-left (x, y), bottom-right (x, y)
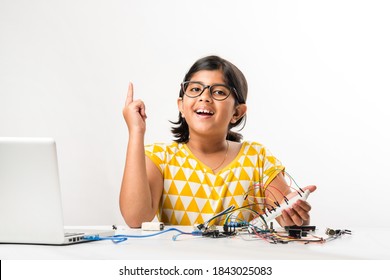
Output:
top-left (1, 0), bottom-right (389, 228)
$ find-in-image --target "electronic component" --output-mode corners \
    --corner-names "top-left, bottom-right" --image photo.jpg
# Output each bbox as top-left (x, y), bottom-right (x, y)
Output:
top-left (195, 223), bottom-right (205, 231)
top-left (223, 221), bottom-right (248, 232)
top-left (141, 222), bottom-right (165, 231)
top-left (288, 229), bottom-right (305, 238)
top-left (284, 226), bottom-right (315, 238)
top-left (201, 228), bottom-right (237, 238)
top-left (324, 228), bottom-right (352, 242)
top-left (285, 225), bottom-right (316, 232)
top-left (250, 189), bottom-right (311, 227)
top-left (325, 228), bottom-right (352, 237)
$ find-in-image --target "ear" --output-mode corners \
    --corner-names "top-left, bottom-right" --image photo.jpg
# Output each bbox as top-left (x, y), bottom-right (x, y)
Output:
top-left (230, 104), bottom-right (247, 124)
top-left (177, 97), bottom-right (185, 118)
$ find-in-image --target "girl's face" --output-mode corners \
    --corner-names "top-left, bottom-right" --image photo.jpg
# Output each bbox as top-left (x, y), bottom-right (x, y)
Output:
top-left (178, 70), bottom-right (246, 139)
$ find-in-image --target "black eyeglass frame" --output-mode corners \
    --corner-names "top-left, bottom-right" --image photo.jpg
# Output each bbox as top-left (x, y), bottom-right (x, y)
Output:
top-left (180, 81), bottom-right (238, 101)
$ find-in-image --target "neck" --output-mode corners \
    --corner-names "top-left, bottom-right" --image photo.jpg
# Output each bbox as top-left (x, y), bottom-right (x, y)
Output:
top-left (186, 136), bottom-right (228, 154)
top-left (186, 137), bottom-right (230, 172)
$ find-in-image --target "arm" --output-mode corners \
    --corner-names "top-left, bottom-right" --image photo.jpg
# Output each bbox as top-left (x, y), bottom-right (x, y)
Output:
top-left (120, 83), bottom-right (163, 228)
top-left (265, 172), bottom-right (317, 227)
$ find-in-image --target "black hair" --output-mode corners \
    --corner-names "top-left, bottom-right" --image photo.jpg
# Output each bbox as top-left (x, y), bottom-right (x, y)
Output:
top-left (171, 55), bottom-right (248, 143)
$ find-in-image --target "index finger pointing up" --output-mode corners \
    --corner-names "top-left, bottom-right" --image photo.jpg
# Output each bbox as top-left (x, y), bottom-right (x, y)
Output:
top-left (125, 82), bottom-right (134, 106)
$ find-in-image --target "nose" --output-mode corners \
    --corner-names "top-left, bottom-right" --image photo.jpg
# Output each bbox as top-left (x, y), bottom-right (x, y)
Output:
top-left (198, 86), bottom-right (213, 102)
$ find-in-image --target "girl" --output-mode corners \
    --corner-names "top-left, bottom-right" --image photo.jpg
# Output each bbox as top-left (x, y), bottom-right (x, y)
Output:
top-left (120, 55), bottom-right (316, 228)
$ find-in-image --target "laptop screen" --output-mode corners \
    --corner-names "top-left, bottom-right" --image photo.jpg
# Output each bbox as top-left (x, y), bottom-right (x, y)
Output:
top-left (0, 137), bottom-right (66, 244)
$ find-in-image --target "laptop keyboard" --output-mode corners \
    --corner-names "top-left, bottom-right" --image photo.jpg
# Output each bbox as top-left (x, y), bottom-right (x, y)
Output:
top-left (64, 232), bottom-right (84, 237)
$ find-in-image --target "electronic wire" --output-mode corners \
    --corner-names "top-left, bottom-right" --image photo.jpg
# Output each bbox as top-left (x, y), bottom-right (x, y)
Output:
top-left (84, 227), bottom-right (194, 243)
top-left (200, 205), bottom-right (235, 228)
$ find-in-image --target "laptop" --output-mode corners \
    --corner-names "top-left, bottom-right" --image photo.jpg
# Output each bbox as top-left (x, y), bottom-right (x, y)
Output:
top-left (0, 137), bottom-right (115, 245)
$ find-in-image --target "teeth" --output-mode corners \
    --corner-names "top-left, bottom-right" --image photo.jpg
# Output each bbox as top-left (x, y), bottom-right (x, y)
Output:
top-left (196, 109), bottom-right (214, 115)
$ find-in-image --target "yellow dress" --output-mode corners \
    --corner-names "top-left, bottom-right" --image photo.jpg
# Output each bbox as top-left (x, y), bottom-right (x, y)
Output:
top-left (145, 141), bottom-right (284, 225)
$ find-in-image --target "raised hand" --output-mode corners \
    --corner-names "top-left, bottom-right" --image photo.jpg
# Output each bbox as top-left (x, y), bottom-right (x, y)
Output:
top-left (123, 82), bottom-right (147, 134)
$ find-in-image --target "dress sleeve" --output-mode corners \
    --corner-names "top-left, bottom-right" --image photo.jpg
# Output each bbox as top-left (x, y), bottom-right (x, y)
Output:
top-left (144, 143), bottom-right (167, 174)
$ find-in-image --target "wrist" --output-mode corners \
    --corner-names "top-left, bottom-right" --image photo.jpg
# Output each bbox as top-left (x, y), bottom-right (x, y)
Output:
top-left (128, 127), bottom-right (146, 136)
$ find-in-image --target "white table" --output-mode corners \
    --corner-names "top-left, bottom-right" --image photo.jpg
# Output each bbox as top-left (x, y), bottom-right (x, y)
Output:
top-left (1, 226), bottom-right (389, 260)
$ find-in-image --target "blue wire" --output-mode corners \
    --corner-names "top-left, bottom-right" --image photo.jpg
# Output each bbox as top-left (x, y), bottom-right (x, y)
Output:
top-left (84, 228), bottom-right (195, 243)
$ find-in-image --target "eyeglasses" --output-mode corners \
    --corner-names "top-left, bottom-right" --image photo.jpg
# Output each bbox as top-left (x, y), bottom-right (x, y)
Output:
top-left (181, 81), bottom-right (236, 101)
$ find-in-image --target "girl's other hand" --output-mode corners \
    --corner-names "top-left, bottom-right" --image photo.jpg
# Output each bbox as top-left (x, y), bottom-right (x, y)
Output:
top-left (278, 185), bottom-right (317, 227)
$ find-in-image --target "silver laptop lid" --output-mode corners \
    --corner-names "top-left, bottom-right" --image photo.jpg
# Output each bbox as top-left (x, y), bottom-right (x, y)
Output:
top-left (0, 137), bottom-right (65, 244)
